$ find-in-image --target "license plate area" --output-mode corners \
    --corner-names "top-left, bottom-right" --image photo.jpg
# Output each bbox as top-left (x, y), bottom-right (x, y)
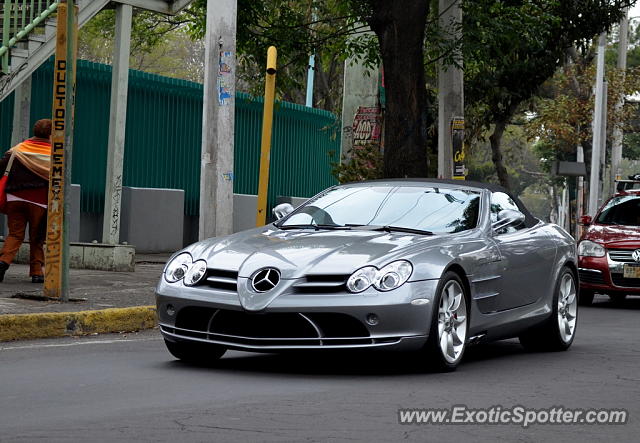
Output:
top-left (623, 264), bottom-right (640, 278)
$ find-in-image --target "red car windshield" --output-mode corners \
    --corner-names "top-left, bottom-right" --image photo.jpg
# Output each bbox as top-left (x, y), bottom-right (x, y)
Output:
top-left (595, 195), bottom-right (640, 227)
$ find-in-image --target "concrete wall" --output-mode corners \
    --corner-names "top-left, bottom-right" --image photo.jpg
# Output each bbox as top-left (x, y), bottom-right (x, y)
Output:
top-left (182, 193), bottom-right (310, 247)
top-left (119, 186), bottom-right (185, 253)
top-left (1, 186), bottom-right (309, 253)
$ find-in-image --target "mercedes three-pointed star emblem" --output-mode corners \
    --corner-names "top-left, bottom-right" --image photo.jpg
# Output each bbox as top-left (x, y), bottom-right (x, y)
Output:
top-left (251, 268), bottom-right (281, 293)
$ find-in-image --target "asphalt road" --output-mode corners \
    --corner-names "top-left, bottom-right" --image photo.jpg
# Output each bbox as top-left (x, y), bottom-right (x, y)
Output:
top-left (1, 295), bottom-right (639, 442)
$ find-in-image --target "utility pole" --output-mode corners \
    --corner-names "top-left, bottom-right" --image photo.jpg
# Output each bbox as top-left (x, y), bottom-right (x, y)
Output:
top-left (576, 145), bottom-right (585, 237)
top-left (589, 33), bottom-right (607, 216)
top-left (102, 3), bottom-right (132, 245)
top-left (611, 7), bottom-right (629, 186)
top-left (438, 0), bottom-right (464, 179)
top-left (199, 0), bottom-right (237, 239)
top-left (44, 0), bottom-right (77, 301)
top-left (599, 80), bottom-right (608, 203)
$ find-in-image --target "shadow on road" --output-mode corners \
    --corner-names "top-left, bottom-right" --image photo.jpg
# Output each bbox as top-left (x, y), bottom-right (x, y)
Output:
top-left (158, 339), bottom-right (533, 377)
top-left (587, 296), bottom-right (640, 310)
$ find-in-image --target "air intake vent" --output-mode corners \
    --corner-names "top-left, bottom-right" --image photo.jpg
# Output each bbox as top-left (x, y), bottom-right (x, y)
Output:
top-left (200, 269), bottom-right (238, 291)
top-left (293, 274), bottom-right (349, 293)
top-left (608, 249), bottom-right (636, 263)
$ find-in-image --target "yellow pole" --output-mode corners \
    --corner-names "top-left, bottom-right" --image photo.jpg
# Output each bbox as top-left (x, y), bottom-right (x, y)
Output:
top-left (256, 46), bottom-right (277, 226)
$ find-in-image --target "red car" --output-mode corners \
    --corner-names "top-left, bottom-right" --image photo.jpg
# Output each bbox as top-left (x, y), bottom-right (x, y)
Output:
top-left (578, 185), bottom-right (640, 305)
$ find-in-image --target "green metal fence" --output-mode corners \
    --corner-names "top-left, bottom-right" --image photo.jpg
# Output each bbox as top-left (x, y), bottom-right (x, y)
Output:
top-left (0, 58), bottom-right (340, 216)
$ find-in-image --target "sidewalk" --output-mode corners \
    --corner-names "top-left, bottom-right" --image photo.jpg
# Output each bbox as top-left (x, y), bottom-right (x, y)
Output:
top-left (0, 253), bottom-right (169, 341)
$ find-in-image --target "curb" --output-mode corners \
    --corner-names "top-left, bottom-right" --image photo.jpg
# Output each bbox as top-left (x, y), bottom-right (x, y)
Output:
top-left (0, 306), bottom-right (157, 342)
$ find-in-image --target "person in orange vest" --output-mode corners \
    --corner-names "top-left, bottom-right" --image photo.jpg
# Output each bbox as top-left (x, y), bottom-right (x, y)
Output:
top-left (0, 119), bottom-right (52, 283)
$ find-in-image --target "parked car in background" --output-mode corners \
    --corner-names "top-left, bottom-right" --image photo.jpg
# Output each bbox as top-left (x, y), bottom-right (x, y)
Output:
top-left (157, 179), bottom-right (578, 372)
top-left (578, 181), bottom-right (640, 305)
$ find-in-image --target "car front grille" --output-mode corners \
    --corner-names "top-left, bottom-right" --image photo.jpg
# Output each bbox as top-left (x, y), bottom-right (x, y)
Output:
top-left (579, 268), bottom-right (606, 285)
top-left (611, 274), bottom-right (640, 288)
top-left (608, 249), bottom-right (638, 263)
top-left (291, 274), bottom-right (349, 293)
top-left (163, 307), bottom-right (391, 348)
top-left (199, 269), bottom-right (238, 291)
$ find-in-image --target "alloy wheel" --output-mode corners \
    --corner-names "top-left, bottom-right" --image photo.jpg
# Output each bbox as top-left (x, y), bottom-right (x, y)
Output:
top-left (557, 273), bottom-right (577, 343)
top-left (437, 280), bottom-right (468, 363)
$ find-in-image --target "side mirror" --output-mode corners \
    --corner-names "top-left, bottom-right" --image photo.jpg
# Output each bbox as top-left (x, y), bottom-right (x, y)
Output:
top-left (579, 215), bottom-right (592, 226)
top-left (272, 203), bottom-right (294, 220)
top-left (492, 209), bottom-right (525, 232)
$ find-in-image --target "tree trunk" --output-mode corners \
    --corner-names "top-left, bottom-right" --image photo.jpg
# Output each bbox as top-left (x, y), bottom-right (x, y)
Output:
top-left (368, 0), bottom-right (430, 178)
top-left (489, 120), bottom-right (511, 190)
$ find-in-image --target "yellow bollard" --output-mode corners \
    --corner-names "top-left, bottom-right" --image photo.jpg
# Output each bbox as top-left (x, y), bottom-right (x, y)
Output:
top-left (256, 46), bottom-right (277, 226)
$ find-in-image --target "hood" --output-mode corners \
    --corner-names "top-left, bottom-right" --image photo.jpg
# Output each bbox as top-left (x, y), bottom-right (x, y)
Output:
top-left (582, 223), bottom-right (640, 248)
top-left (187, 226), bottom-right (452, 279)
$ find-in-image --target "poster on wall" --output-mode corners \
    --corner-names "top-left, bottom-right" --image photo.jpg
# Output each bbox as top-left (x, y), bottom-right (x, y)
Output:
top-left (352, 106), bottom-right (382, 148)
top-left (451, 117), bottom-right (467, 180)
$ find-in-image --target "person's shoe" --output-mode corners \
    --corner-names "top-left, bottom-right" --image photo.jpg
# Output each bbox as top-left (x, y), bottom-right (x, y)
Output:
top-left (31, 275), bottom-right (44, 283)
top-left (0, 261), bottom-right (9, 282)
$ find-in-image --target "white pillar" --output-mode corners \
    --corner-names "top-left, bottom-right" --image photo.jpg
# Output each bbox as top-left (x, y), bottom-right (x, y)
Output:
top-left (11, 74), bottom-right (31, 146)
top-left (339, 30), bottom-right (379, 158)
top-left (589, 33), bottom-right (607, 216)
top-left (612, 7), bottom-right (628, 184)
top-left (199, 0), bottom-right (237, 239)
top-left (438, 0), bottom-right (463, 179)
top-left (102, 3), bottom-right (132, 244)
top-left (305, 54), bottom-right (315, 107)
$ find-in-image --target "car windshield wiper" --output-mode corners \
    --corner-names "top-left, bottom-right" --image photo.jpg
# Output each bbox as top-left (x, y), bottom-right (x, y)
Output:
top-left (277, 224), bottom-right (351, 231)
top-left (346, 224), bottom-right (434, 235)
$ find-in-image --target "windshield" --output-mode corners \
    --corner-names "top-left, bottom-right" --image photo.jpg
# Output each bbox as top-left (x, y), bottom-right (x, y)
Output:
top-left (280, 185), bottom-right (481, 233)
top-left (596, 195), bottom-right (640, 227)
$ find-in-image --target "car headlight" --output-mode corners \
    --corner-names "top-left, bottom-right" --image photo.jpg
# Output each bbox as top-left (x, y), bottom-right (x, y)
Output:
top-left (346, 261), bottom-right (413, 293)
top-left (184, 259), bottom-right (208, 286)
top-left (346, 266), bottom-right (378, 293)
top-left (164, 252), bottom-right (193, 283)
top-left (376, 260), bottom-right (413, 291)
top-left (578, 240), bottom-right (605, 257)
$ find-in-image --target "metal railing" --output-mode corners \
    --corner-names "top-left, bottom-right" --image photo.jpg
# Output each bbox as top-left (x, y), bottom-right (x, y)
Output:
top-left (0, 1), bottom-right (59, 73)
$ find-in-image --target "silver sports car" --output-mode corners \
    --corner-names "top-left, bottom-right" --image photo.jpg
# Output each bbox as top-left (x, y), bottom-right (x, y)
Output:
top-left (156, 179), bottom-right (578, 371)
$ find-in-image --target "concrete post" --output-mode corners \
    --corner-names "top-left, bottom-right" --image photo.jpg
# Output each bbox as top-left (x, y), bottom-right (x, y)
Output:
top-left (199, 0), bottom-right (236, 239)
top-left (576, 145), bottom-right (585, 238)
top-left (102, 3), bottom-right (132, 244)
top-left (611, 7), bottom-right (628, 185)
top-left (438, 0), bottom-right (463, 179)
top-left (340, 30), bottom-right (379, 158)
top-left (10, 72), bottom-right (31, 146)
top-left (599, 80), bottom-right (608, 204)
top-left (589, 33), bottom-right (607, 216)
top-left (305, 54), bottom-right (315, 107)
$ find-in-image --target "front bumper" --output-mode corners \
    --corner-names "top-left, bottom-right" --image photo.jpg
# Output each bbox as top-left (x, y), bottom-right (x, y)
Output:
top-left (155, 279), bottom-right (438, 352)
top-left (578, 255), bottom-right (640, 294)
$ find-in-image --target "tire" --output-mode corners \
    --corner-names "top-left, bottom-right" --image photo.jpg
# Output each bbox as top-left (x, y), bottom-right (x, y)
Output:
top-left (608, 294), bottom-right (627, 304)
top-left (422, 271), bottom-right (469, 372)
top-left (519, 268), bottom-right (578, 352)
top-left (578, 289), bottom-right (595, 306)
top-left (164, 339), bottom-right (226, 364)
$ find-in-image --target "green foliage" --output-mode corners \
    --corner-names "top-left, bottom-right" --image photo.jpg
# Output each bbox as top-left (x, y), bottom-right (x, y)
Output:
top-left (331, 144), bottom-right (383, 183)
top-left (79, 10), bottom-right (204, 81)
top-left (623, 133), bottom-right (640, 160)
top-left (464, 0), bottom-right (634, 135)
top-left (466, 125), bottom-right (546, 194)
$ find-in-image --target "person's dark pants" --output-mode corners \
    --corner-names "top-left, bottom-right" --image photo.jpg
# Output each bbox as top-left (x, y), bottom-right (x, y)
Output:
top-left (0, 201), bottom-right (46, 276)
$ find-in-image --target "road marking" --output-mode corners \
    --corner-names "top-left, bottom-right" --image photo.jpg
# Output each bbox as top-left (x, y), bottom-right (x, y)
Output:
top-left (0, 336), bottom-right (161, 351)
